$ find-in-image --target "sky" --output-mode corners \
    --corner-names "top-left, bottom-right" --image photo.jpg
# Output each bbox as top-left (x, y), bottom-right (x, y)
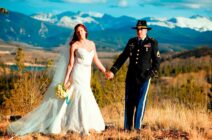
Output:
top-left (0, 0), bottom-right (211, 19)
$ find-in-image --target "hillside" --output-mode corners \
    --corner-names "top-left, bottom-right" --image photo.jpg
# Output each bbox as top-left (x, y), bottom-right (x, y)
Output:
top-left (0, 46), bottom-right (211, 139)
top-left (0, 11), bottom-right (212, 52)
top-left (161, 47), bottom-right (212, 61)
top-left (172, 47), bottom-right (212, 59)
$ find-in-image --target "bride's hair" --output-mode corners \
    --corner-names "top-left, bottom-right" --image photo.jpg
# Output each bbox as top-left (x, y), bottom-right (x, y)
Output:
top-left (69, 24), bottom-right (88, 46)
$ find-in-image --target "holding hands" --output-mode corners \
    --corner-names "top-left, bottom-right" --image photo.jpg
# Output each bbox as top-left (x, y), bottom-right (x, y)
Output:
top-left (105, 71), bottom-right (114, 80)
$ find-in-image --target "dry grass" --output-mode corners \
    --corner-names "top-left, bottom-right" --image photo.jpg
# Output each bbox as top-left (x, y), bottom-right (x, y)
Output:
top-left (0, 96), bottom-right (211, 139)
top-left (145, 102), bottom-right (211, 139)
top-left (98, 101), bottom-right (212, 139)
top-left (0, 43), bottom-right (211, 139)
top-left (170, 70), bottom-right (209, 88)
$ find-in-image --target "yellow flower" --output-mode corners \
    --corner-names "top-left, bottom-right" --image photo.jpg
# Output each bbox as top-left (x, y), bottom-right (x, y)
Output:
top-left (55, 83), bottom-right (67, 99)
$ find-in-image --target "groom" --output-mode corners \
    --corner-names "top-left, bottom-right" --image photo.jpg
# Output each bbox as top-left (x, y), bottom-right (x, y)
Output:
top-left (106, 20), bottom-right (160, 131)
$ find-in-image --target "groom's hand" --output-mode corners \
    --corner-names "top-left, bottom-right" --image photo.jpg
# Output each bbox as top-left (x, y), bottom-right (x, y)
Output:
top-left (105, 71), bottom-right (114, 80)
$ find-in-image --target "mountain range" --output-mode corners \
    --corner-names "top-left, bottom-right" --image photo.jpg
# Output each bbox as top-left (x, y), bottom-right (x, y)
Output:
top-left (0, 11), bottom-right (212, 52)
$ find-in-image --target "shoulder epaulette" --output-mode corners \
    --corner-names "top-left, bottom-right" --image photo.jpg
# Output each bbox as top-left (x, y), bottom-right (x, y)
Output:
top-left (149, 37), bottom-right (156, 42)
top-left (149, 37), bottom-right (158, 45)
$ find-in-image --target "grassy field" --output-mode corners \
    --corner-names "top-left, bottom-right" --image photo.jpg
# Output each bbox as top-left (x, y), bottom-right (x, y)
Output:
top-left (0, 70), bottom-right (211, 139)
top-left (0, 101), bottom-right (211, 139)
top-left (0, 42), bottom-right (211, 139)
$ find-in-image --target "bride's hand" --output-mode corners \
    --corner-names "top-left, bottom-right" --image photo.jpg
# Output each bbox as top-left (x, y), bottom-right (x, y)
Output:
top-left (64, 81), bottom-right (71, 90)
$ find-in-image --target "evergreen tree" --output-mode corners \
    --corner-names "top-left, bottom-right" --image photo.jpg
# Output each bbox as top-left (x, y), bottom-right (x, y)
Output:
top-left (15, 47), bottom-right (25, 75)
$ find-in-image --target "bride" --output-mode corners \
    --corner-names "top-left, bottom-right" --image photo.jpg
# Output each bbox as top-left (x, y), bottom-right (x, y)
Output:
top-left (7, 23), bottom-right (106, 136)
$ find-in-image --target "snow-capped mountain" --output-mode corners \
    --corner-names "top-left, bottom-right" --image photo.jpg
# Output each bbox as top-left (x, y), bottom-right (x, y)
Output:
top-left (146, 15), bottom-right (212, 32)
top-left (0, 11), bottom-right (212, 52)
top-left (31, 11), bottom-right (136, 30)
top-left (32, 11), bottom-right (102, 29)
top-left (32, 13), bottom-right (57, 23)
top-left (32, 12), bottom-right (212, 32)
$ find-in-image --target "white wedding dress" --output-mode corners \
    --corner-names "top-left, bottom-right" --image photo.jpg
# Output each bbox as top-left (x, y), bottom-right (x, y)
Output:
top-left (7, 47), bottom-right (105, 136)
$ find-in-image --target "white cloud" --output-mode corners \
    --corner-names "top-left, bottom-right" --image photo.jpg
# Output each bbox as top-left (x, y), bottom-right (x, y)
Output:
top-left (183, 2), bottom-right (212, 9)
top-left (139, 0), bottom-right (212, 10)
top-left (62, 0), bottom-right (106, 3)
top-left (118, 0), bottom-right (128, 7)
top-left (183, 3), bottom-right (200, 9)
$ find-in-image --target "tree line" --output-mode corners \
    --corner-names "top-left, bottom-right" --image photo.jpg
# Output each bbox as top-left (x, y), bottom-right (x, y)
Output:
top-left (0, 47), bottom-right (211, 115)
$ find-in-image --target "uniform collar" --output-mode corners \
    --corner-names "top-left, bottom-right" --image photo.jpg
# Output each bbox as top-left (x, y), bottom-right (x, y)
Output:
top-left (137, 36), bottom-right (149, 42)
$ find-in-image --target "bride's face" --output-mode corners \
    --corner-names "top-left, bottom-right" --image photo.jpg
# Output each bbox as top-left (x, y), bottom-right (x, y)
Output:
top-left (76, 26), bottom-right (86, 39)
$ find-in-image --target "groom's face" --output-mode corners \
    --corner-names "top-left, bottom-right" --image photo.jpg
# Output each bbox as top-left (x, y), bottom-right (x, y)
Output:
top-left (76, 26), bottom-right (87, 39)
top-left (137, 28), bottom-right (147, 38)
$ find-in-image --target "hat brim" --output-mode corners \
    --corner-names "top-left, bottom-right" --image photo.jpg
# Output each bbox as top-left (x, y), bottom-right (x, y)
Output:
top-left (132, 27), bottom-right (151, 30)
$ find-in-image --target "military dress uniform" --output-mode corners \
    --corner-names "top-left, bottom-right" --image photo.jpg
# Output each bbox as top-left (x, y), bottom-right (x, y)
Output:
top-left (110, 35), bottom-right (160, 130)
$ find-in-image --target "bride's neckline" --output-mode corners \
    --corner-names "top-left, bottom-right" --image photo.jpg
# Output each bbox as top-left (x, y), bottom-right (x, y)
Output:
top-left (77, 47), bottom-right (94, 53)
top-left (77, 39), bottom-right (94, 53)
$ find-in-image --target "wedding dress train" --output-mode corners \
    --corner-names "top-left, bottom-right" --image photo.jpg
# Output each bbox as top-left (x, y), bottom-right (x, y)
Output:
top-left (7, 47), bottom-right (105, 136)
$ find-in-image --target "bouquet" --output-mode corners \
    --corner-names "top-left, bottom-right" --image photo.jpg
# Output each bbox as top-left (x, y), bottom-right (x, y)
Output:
top-left (55, 83), bottom-right (68, 99)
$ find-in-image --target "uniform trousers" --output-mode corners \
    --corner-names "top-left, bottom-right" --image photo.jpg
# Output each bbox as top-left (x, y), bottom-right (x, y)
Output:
top-left (124, 79), bottom-right (151, 130)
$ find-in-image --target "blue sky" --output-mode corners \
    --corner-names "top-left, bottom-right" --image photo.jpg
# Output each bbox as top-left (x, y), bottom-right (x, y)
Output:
top-left (0, 0), bottom-right (211, 18)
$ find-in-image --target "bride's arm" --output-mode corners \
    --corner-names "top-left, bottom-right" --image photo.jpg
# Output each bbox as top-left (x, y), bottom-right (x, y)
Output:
top-left (92, 42), bottom-right (106, 73)
top-left (64, 44), bottom-right (76, 86)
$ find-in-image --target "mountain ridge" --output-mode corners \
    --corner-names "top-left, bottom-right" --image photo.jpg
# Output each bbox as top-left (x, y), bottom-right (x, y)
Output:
top-left (32, 11), bottom-right (212, 32)
top-left (0, 11), bottom-right (212, 52)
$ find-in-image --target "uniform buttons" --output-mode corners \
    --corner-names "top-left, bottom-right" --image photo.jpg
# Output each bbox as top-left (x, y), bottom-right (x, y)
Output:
top-left (136, 57), bottom-right (138, 60)
top-left (137, 53), bottom-right (139, 56)
top-left (135, 62), bottom-right (138, 64)
top-left (137, 49), bottom-right (140, 52)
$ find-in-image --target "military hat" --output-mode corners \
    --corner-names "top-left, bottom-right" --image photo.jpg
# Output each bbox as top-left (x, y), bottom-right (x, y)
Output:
top-left (132, 20), bottom-right (151, 30)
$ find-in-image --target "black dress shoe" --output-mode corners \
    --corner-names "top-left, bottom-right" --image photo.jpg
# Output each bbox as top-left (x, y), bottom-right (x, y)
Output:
top-left (105, 122), bottom-right (115, 129)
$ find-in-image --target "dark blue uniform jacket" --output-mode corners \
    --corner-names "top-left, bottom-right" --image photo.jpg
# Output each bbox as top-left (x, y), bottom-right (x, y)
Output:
top-left (110, 36), bottom-right (160, 84)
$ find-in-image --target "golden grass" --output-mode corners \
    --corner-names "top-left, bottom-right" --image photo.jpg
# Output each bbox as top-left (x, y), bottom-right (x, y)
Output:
top-left (1, 100), bottom-right (211, 139)
top-left (145, 102), bottom-right (211, 139)
top-left (0, 44), bottom-right (211, 139)
top-left (101, 101), bottom-right (211, 139)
